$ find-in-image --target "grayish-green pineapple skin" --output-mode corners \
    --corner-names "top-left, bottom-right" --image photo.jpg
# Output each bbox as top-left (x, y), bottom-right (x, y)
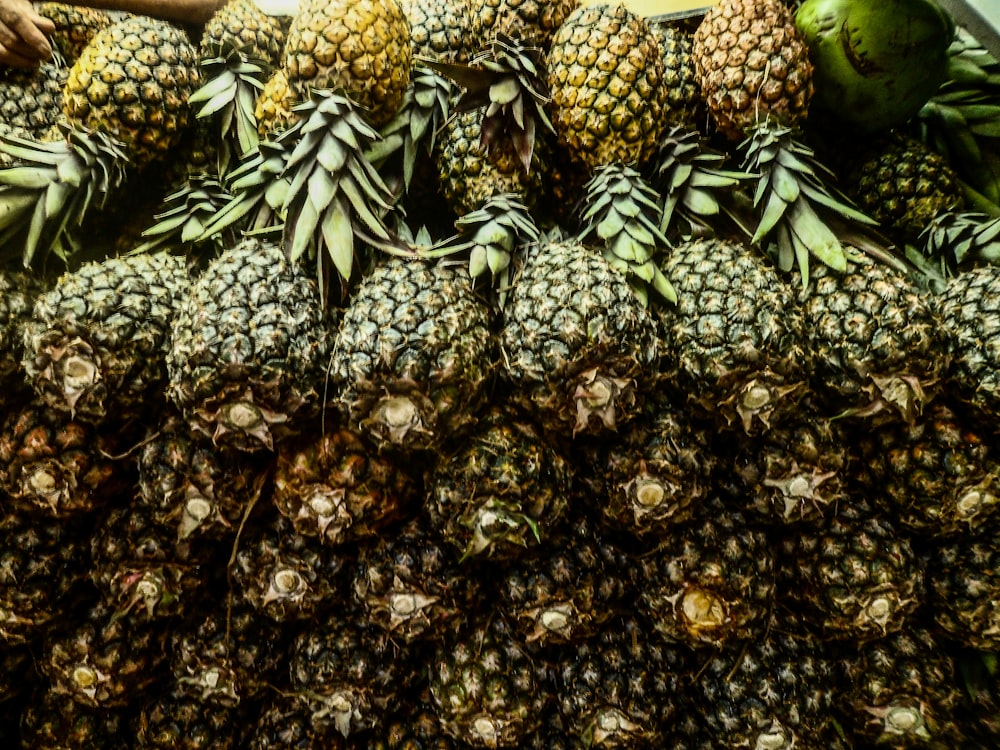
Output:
top-left (328, 255), bottom-right (495, 453)
top-left (23, 252), bottom-right (190, 426)
top-left (166, 238), bottom-right (329, 452)
top-left (501, 235), bottom-right (660, 438)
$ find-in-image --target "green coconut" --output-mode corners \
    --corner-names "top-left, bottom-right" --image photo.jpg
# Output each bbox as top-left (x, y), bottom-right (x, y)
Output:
top-left (796, 0), bottom-right (955, 132)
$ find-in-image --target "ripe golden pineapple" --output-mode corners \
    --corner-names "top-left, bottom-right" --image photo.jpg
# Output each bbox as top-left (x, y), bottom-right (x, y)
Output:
top-left (282, 0), bottom-right (413, 126)
top-left (63, 15), bottom-right (201, 168)
top-left (253, 67), bottom-right (300, 138)
top-left (692, 0), bottom-right (814, 140)
top-left (546, 3), bottom-right (667, 170)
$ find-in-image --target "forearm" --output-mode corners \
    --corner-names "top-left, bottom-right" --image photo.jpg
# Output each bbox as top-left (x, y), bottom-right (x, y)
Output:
top-left (57, 0), bottom-right (227, 25)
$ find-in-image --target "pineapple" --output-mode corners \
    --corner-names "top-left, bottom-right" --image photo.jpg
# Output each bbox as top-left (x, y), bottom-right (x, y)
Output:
top-left (936, 264), bottom-right (1000, 415)
top-left (36, 2), bottom-right (113, 62)
top-left (132, 681), bottom-right (250, 749)
top-left (0, 511), bottom-right (87, 647)
top-left (232, 512), bottom-right (348, 623)
top-left (692, 0), bottom-right (814, 140)
top-left (20, 686), bottom-right (130, 750)
top-left (272, 419), bottom-right (421, 545)
top-left (352, 513), bottom-right (480, 644)
top-left (648, 19), bottom-right (702, 131)
top-left (500, 232), bottom-right (661, 439)
top-left (21, 251), bottom-right (190, 427)
top-left (0, 62), bottom-right (69, 139)
top-left (841, 132), bottom-right (965, 244)
top-left (580, 389), bottom-right (718, 538)
top-left (778, 497), bottom-right (925, 642)
top-left (430, 611), bottom-right (547, 747)
top-left (636, 495), bottom-right (776, 649)
top-left (288, 611), bottom-right (420, 739)
top-left (547, 613), bottom-right (691, 747)
top-left (468, 0), bottom-right (578, 49)
top-left (0, 397), bottom-right (128, 518)
top-left (545, 3), bottom-right (667, 170)
top-left (0, 268), bottom-right (47, 410)
top-left (690, 621), bottom-right (842, 749)
top-left (494, 511), bottom-right (632, 646)
top-left (855, 398), bottom-right (1000, 538)
top-left (62, 15), bottom-right (201, 169)
top-left (403, 0), bottom-right (474, 62)
top-left (166, 236), bottom-right (331, 452)
top-left (926, 522), bottom-right (1000, 650)
top-left (833, 626), bottom-right (967, 748)
top-left (253, 66), bottom-right (300, 138)
top-left (136, 407), bottom-right (267, 542)
top-left (328, 255), bottom-right (495, 454)
top-left (42, 601), bottom-right (168, 708)
top-left (658, 236), bottom-right (808, 436)
top-left (282, 0), bottom-right (413, 127)
top-left (427, 400), bottom-right (572, 561)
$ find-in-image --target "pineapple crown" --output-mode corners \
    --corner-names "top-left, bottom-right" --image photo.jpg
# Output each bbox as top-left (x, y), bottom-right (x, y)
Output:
top-left (917, 210), bottom-right (1000, 278)
top-left (578, 162), bottom-right (676, 306)
top-left (0, 123), bottom-right (129, 268)
top-left (738, 120), bottom-right (908, 286)
top-left (421, 32), bottom-right (555, 173)
top-left (133, 174), bottom-right (235, 256)
top-left (653, 125), bottom-right (754, 242)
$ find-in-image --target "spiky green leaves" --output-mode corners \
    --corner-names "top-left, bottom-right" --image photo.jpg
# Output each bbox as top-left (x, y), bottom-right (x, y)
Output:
top-left (739, 121), bottom-right (889, 286)
top-left (918, 211), bottom-right (1000, 278)
top-left (425, 192), bottom-right (539, 296)
top-left (133, 174), bottom-right (235, 255)
top-left (578, 163), bottom-right (676, 305)
top-left (422, 32), bottom-right (554, 173)
top-left (0, 124), bottom-right (128, 267)
top-left (281, 90), bottom-right (402, 300)
top-left (653, 125), bottom-right (752, 241)
top-left (188, 44), bottom-right (271, 162)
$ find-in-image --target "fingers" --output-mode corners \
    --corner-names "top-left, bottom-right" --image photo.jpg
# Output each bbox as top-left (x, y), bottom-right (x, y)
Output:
top-left (0, 1), bottom-right (55, 63)
top-left (0, 39), bottom-right (43, 68)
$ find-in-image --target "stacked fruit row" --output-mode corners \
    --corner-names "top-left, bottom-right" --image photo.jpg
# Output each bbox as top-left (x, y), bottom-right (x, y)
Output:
top-left (0, 0), bottom-right (999, 748)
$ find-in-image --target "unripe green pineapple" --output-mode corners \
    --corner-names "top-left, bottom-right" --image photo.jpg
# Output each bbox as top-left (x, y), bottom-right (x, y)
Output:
top-left (403, 0), bottom-right (474, 61)
top-left (430, 612), bottom-right (547, 747)
top-left (427, 401), bottom-right (572, 561)
top-left (22, 251), bottom-right (190, 427)
top-left (0, 62), bottom-right (68, 139)
top-left (501, 233), bottom-right (660, 439)
top-left (328, 255), bottom-right (495, 454)
top-left (167, 237), bottom-right (330, 453)
top-left (637, 496), bottom-right (776, 649)
top-left (0, 269), bottom-right (49, 410)
top-left (778, 498), bottom-right (925, 642)
top-left (800, 252), bottom-right (949, 424)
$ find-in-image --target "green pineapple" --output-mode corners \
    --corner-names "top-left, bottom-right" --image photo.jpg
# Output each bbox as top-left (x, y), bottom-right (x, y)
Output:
top-left (232, 512), bottom-right (348, 624)
top-left (0, 62), bottom-right (68, 139)
top-left (494, 511), bottom-right (632, 646)
top-left (20, 686), bottom-right (130, 750)
top-left (328, 255), bottom-right (495, 454)
top-left (637, 495), bottom-right (776, 649)
top-left (42, 601), bottom-right (167, 708)
top-left (578, 389), bottom-right (718, 538)
top-left (648, 20), bottom-right (701, 131)
top-left (403, 0), bottom-right (474, 62)
top-left (288, 611), bottom-right (421, 739)
top-left (855, 398), bottom-right (1000, 538)
top-left (136, 407), bottom-right (267, 542)
top-left (21, 251), bottom-right (190, 427)
top-left (833, 626), bottom-right (967, 748)
top-left (500, 232), bottom-right (661, 439)
top-left (468, 0), bottom-right (578, 49)
top-left (659, 236), bottom-right (809, 436)
top-left (427, 400), bottom-right (572, 561)
top-left (927, 522), bottom-right (1000, 650)
top-left (352, 513), bottom-right (481, 644)
top-left (166, 237), bottom-right (330, 452)
top-left (0, 268), bottom-right (48, 411)
top-left (430, 611), bottom-right (547, 747)
top-left (690, 622), bottom-right (842, 750)
top-left (778, 497), bottom-right (926, 642)
top-left (0, 511), bottom-right (87, 647)
top-left (547, 613), bottom-right (690, 747)
top-left (801, 252), bottom-right (950, 424)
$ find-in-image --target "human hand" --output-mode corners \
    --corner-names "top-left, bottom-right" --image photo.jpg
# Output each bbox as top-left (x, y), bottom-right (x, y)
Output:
top-left (0, 0), bottom-right (55, 68)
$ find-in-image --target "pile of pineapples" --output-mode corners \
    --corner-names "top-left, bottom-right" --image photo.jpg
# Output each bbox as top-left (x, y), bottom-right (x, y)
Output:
top-left (2, 0), bottom-right (1000, 747)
